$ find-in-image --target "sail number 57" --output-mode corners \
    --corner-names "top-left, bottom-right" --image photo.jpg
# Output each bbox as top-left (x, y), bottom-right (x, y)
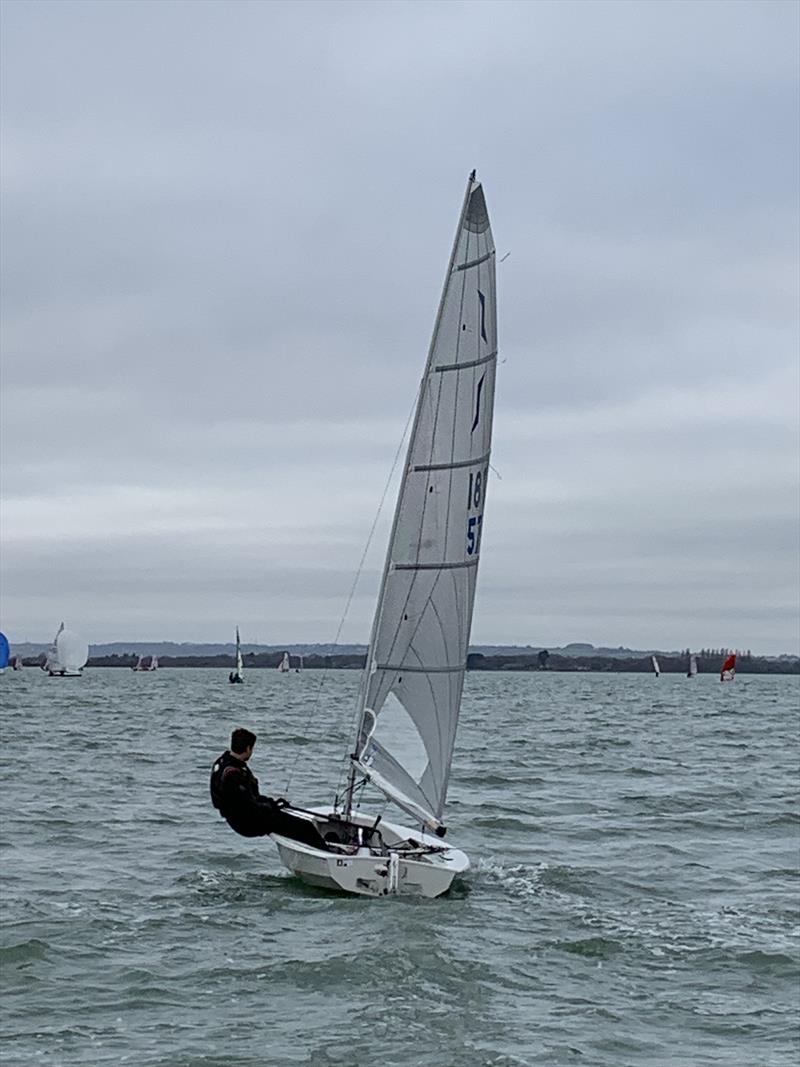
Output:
top-left (467, 514), bottom-right (483, 555)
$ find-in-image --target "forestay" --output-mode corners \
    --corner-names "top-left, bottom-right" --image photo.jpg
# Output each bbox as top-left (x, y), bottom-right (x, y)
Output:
top-left (350, 174), bottom-right (497, 833)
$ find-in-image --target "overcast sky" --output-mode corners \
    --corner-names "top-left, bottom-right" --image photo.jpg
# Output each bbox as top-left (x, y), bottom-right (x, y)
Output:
top-left (1, 0), bottom-right (798, 653)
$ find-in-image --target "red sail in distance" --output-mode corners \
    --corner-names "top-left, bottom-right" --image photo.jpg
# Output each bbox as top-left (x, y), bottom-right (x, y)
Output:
top-left (720, 653), bottom-right (737, 681)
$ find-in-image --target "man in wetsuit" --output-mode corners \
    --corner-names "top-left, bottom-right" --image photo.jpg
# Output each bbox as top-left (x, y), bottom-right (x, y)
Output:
top-left (210, 727), bottom-right (331, 850)
top-left (209, 727), bottom-right (281, 837)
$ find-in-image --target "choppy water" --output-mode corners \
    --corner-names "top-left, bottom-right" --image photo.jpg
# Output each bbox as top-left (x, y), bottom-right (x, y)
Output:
top-left (1, 668), bottom-right (798, 1066)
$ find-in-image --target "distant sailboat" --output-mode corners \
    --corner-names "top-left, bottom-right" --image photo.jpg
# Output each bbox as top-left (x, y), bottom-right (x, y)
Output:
top-left (651, 655), bottom-right (660, 677)
top-left (46, 623), bottom-right (88, 677)
top-left (0, 632), bottom-right (9, 674)
top-left (686, 652), bottom-right (698, 678)
top-left (229, 627), bottom-right (244, 684)
top-left (270, 171), bottom-right (498, 897)
top-left (277, 652), bottom-right (290, 673)
top-left (132, 654), bottom-right (158, 672)
top-left (720, 652), bottom-right (736, 682)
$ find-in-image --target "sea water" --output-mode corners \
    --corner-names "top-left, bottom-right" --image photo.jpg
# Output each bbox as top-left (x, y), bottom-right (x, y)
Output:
top-left (1, 669), bottom-right (798, 1066)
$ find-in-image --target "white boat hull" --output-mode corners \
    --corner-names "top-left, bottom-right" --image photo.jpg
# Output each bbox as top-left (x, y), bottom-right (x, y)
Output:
top-left (272, 807), bottom-right (469, 898)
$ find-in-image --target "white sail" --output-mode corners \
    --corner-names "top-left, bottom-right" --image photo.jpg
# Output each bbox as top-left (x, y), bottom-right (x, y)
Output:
top-left (235, 627), bottom-right (243, 674)
top-left (278, 652), bottom-right (290, 672)
top-left (350, 173), bottom-right (497, 833)
top-left (687, 652), bottom-right (697, 678)
top-left (43, 622), bottom-right (63, 671)
top-left (651, 655), bottom-right (660, 677)
top-left (49, 624), bottom-right (88, 674)
top-left (150, 655), bottom-right (159, 671)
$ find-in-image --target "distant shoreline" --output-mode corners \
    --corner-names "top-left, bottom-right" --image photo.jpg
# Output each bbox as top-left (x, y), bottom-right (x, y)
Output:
top-left (18, 651), bottom-right (798, 674)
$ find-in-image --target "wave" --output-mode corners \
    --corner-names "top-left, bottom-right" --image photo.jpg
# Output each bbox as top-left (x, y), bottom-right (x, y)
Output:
top-left (0, 937), bottom-right (49, 965)
top-left (553, 935), bottom-right (624, 959)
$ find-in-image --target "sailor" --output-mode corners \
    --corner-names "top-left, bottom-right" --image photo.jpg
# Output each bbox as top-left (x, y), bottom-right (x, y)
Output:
top-left (210, 727), bottom-right (282, 837)
top-left (210, 727), bottom-right (334, 851)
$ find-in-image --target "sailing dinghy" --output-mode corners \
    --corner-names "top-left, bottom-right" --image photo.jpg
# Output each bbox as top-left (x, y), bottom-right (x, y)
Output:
top-left (46, 622), bottom-right (88, 677)
top-left (132, 654), bottom-right (158, 672)
top-left (229, 627), bottom-right (244, 684)
top-left (271, 172), bottom-right (497, 898)
top-left (720, 653), bottom-right (736, 682)
top-left (277, 652), bottom-right (290, 673)
top-left (651, 655), bottom-right (660, 677)
top-left (686, 652), bottom-right (698, 678)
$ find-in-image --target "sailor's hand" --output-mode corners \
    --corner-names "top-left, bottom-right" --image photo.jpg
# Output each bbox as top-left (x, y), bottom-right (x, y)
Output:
top-left (274, 797), bottom-right (289, 808)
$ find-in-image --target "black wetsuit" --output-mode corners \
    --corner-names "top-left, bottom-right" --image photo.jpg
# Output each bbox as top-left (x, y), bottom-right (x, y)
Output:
top-left (210, 752), bottom-right (331, 850)
top-left (209, 751), bottom-right (278, 838)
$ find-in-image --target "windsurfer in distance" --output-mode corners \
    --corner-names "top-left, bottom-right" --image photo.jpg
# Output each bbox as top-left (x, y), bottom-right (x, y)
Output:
top-left (210, 728), bottom-right (284, 837)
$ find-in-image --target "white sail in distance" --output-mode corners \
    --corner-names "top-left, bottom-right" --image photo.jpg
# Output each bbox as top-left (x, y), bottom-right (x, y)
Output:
top-left (235, 627), bottom-right (243, 675)
top-left (51, 624), bottom-right (88, 673)
top-left (350, 173), bottom-right (497, 833)
top-left (44, 622), bottom-right (63, 671)
top-left (651, 655), bottom-right (660, 677)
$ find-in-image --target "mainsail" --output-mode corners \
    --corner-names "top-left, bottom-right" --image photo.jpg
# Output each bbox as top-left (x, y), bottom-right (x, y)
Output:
top-left (349, 173), bottom-right (497, 833)
top-left (0, 632), bottom-right (9, 673)
top-left (44, 622), bottom-right (63, 672)
top-left (235, 627), bottom-right (243, 675)
top-left (651, 655), bottom-right (660, 677)
top-left (687, 652), bottom-right (698, 678)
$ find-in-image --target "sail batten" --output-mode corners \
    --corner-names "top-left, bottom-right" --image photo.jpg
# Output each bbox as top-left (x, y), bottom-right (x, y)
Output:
top-left (393, 559), bottom-right (478, 572)
top-left (435, 351), bottom-right (497, 373)
top-left (456, 251), bottom-right (494, 272)
top-left (350, 174), bottom-right (497, 828)
top-left (412, 450), bottom-right (492, 472)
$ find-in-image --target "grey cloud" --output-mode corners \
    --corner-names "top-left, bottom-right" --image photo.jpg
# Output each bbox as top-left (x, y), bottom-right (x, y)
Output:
top-left (1, 0), bottom-right (797, 651)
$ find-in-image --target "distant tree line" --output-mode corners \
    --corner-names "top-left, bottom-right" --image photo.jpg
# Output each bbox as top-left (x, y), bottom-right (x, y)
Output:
top-left (466, 652), bottom-right (798, 674)
top-left (18, 650), bottom-right (797, 674)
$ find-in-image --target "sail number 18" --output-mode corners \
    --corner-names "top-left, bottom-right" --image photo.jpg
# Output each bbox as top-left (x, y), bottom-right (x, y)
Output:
top-left (466, 469), bottom-right (485, 556)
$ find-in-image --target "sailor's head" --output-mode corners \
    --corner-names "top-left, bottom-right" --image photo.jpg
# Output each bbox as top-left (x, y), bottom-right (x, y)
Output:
top-left (230, 727), bottom-right (257, 761)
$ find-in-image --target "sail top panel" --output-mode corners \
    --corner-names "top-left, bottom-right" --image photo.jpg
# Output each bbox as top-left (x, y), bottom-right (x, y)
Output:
top-left (465, 183), bottom-right (490, 234)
